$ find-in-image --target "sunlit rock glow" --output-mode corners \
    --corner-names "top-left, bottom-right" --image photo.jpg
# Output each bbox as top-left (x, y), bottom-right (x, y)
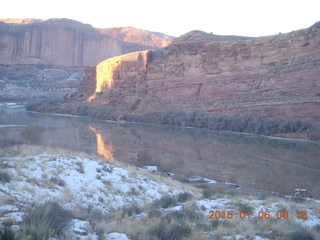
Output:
top-left (86, 50), bottom-right (150, 102)
top-left (88, 125), bottom-right (114, 161)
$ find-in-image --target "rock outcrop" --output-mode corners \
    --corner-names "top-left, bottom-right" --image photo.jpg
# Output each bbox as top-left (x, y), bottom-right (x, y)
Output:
top-left (77, 22), bottom-right (320, 122)
top-left (0, 18), bottom-right (172, 67)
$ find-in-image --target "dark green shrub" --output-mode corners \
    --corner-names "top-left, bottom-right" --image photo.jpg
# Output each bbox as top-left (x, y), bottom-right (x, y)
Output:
top-left (148, 222), bottom-right (192, 240)
top-left (148, 209), bottom-right (162, 218)
top-left (286, 231), bottom-right (314, 240)
top-left (287, 231), bottom-right (314, 240)
top-left (236, 202), bottom-right (253, 213)
top-left (165, 224), bottom-right (192, 240)
top-left (202, 188), bottom-right (215, 198)
top-left (0, 171), bottom-right (10, 183)
top-left (177, 192), bottom-right (193, 202)
top-left (313, 225), bottom-right (320, 233)
top-left (0, 227), bottom-right (15, 240)
top-left (22, 201), bottom-right (73, 240)
top-left (153, 195), bottom-right (177, 209)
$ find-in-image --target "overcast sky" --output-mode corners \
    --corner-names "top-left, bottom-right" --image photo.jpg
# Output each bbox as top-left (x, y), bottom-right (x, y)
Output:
top-left (1, 0), bottom-right (319, 37)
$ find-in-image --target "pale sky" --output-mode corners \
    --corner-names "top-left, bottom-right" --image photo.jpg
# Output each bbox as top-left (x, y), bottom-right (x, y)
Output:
top-left (1, 0), bottom-right (319, 37)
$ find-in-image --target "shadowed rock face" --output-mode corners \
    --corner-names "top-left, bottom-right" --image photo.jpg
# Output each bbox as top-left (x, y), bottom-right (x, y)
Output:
top-left (78, 22), bottom-right (320, 122)
top-left (0, 18), bottom-right (172, 67)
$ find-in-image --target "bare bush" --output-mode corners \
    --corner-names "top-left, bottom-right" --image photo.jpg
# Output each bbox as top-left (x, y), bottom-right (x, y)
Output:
top-left (21, 201), bottom-right (73, 240)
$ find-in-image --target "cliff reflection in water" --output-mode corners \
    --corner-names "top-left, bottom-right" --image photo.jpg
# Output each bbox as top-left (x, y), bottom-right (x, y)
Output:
top-left (0, 106), bottom-right (319, 198)
top-left (85, 122), bottom-right (320, 198)
top-left (88, 125), bottom-right (114, 161)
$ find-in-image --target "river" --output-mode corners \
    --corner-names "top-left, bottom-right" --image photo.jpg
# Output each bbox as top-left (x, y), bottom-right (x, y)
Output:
top-left (1, 103), bottom-right (319, 198)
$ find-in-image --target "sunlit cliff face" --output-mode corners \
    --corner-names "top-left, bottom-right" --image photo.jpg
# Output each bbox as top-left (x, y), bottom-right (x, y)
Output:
top-left (88, 125), bottom-right (114, 161)
top-left (86, 50), bottom-right (150, 102)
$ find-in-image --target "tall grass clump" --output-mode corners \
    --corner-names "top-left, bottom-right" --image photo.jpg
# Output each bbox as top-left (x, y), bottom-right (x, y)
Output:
top-left (21, 201), bottom-right (73, 240)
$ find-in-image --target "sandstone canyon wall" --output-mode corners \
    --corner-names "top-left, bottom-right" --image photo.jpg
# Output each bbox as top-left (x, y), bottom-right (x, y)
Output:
top-left (0, 18), bottom-right (172, 99)
top-left (0, 18), bottom-right (171, 67)
top-left (77, 22), bottom-right (320, 122)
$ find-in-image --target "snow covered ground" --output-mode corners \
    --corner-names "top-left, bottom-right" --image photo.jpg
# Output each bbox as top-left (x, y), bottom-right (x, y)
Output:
top-left (0, 150), bottom-right (182, 239)
top-left (0, 147), bottom-right (319, 239)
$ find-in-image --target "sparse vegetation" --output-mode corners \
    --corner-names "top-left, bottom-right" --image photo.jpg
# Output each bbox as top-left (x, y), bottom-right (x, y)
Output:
top-left (286, 230), bottom-right (315, 240)
top-left (236, 202), bottom-right (253, 212)
top-left (75, 161), bottom-right (85, 173)
top-left (121, 205), bottom-right (142, 218)
top-left (21, 201), bottom-right (73, 240)
top-left (202, 188), bottom-right (215, 198)
top-left (0, 145), bottom-right (319, 240)
top-left (0, 227), bottom-right (15, 240)
top-left (153, 195), bottom-right (177, 209)
top-left (0, 171), bottom-right (10, 183)
top-left (148, 222), bottom-right (192, 240)
top-left (49, 176), bottom-right (66, 187)
top-left (177, 192), bottom-right (193, 202)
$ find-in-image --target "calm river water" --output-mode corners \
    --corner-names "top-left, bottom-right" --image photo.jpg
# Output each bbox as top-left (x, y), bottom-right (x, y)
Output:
top-left (1, 103), bottom-right (319, 198)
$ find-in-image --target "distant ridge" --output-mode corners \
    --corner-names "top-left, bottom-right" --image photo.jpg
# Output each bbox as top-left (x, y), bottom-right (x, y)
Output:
top-left (0, 18), bottom-right (172, 66)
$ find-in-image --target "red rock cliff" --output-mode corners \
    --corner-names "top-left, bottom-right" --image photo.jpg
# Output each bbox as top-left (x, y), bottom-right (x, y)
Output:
top-left (0, 18), bottom-right (171, 67)
top-left (78, 22), bottom-right (320, 122)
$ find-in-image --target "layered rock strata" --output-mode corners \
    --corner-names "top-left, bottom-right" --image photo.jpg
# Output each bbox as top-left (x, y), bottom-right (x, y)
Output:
top-left (77, 22), bottom-right (320, 122)
top-left (0, 18), bottom-right (172, 67)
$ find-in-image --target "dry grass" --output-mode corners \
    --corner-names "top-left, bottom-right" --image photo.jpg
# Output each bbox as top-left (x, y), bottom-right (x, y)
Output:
top-left (0, 145), bottom-right (319, 239)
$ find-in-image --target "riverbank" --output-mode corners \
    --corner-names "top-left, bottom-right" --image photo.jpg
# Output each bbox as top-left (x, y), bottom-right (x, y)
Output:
top-left (26, 99), bottom-right (320, 141)
top-left (0, 145), bottom-right (319, 239)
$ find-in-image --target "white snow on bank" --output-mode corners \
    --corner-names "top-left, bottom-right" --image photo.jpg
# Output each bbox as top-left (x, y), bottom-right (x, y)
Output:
top-left (107, 232), bottom-right (131, 240)
top-left (0, 154), bottom-right (179, 216)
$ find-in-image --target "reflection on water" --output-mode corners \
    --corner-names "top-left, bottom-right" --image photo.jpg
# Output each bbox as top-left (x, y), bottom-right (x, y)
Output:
top-left (0, 104), bottom-right (319, 197)
top-left (88, 125), bottom-right (114, 161)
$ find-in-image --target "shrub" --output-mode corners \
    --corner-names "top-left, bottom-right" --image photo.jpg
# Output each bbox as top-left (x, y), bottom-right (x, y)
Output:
top-left (0, 171), bottom-right (10, 183)
top-left (177, 192), bottom-right (193, 202)
top-left (286, 230), bottom-right (314, 240)
top-left (148, 209), bottom-right (162, 218)
top-left (153, 195), bottom-right (177, 209)
top-left (236, 202), bottom-right (253, 213)
top-left (148, 222), bottom-right (166, 240)
top-left (313, 225), bottom-right (320, 233)
top-left (75, 161), bottom-right (85, 174)
top-left (165, 224), bottom-right (192, 240)
top-left (49, 177), bottom-right (65, 187)
top-left (22, 201), bottom-right (73, 240)
top-left (121, 205), bottom-right (142, 218)
top-left (148, 222), bottom-right (192, 240)
top-left (202, 188), bottom-right (215, 198)
top-left (0, 227), bottom-right (15, 240)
